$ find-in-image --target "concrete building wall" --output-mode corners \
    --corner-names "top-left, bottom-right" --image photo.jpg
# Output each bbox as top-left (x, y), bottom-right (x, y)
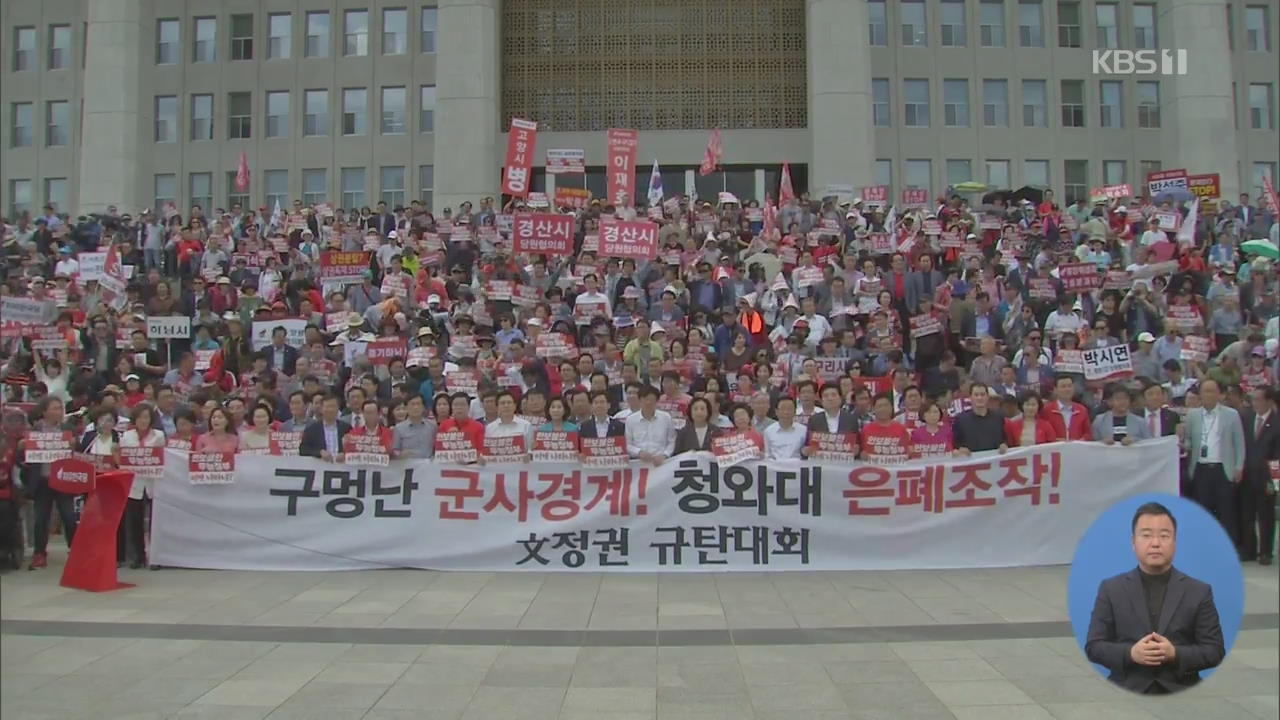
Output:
top-left (2, 0), bottom-right (1276, 217)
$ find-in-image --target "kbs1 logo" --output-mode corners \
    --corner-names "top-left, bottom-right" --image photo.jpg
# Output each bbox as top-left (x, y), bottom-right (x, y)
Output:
top-left (1092, 49), bottom-right (1188, 76)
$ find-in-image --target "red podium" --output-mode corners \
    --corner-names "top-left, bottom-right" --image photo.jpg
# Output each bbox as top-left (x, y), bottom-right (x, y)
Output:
top-left (58, 468), bottom-right (135, 592)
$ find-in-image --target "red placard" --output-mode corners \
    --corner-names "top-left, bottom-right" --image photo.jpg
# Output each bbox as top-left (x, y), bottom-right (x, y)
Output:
top-left (606, 128), bottom-right (640, 207)
top-left (118, 446), bottom-right (164, 478)
top-left (554, 186), bottom-right (592, 210)
top-left (189, 452), bottom-right (235, 484)
top-left (502, 118), bottom-right (538, 198)
top-left (599, 219), bottom-right (658, 260)
top-left (22, 430), bottom-right (73, 463)
top-left (319, 250), bottom-right (370, 281)
top-left (482, 434), bottom-right (526, 463)
top-left (581, 435), bottom-right (628, 468)
top-left (869, 232), bottom-right (893, 254)
top-left (512, 213), bottom-right (575, 255)
top-left (434, 430), bottom-right (478, 463)
top-left (909, 315), bottom-right (943, 339)
top-left (270, 431), bottom-right (302, 455)
top-left (49, 456), bottom-right (97, 494)
top-left (365, 338), bottom-right (408, 366)
top-left (532, 430), bottom-right (579, 462)
top-left (534, 332), bottom-right (578, 359)
top-left (1187, 173), bottom-right (1221, 201)
top-left (711, 432), bottom-right (763, 465)
top-left (901, 188), bottom-right (929, 208)
top-left (861, 185), bottom-right (888, 203)
top-left (807, 431), bottom-right (860, 462)
top-left (1058, 262), bottom-right (1101, 292)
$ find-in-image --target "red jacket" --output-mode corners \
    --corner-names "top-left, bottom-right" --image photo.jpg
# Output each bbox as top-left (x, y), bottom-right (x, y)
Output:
top-left (1040, 402), bottom-right (1093, 441)
top-left (1004, 417), bottom-right (1058, 447)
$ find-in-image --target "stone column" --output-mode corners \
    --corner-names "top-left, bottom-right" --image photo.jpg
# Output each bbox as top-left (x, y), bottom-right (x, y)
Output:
top-left (1166, 0), bottom-right (1238, 198)
top-left (435, 0), bottom-right (501, 211)
top-left (806, 0), bottom-right (875, 194)
top-left (78, 0), bottom-right (144, 214)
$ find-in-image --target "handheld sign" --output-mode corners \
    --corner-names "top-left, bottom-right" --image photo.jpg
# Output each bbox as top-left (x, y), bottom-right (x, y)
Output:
top-left (49, 456), bottom-right (97, 494)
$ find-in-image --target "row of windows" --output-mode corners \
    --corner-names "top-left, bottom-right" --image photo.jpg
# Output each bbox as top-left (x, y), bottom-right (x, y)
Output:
top-left (6, 87), bottom-right (437, 147)
top-left (867, 0), bottom-right (1272, 53)
top-left (152, 7), bottom-right (438, 65)
top-left (9, 24), bottom-right (73, 71)
top-left (10, 161), bottom-right (1279, 218)
top-left (144, 167), bottom-right (436, 215)
top-left (871, 78), bottom-right (1276, 130)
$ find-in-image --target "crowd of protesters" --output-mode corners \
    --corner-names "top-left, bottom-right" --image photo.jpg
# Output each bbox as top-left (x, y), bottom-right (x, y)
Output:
top-left (0, 179), bottom-right (1277, 572)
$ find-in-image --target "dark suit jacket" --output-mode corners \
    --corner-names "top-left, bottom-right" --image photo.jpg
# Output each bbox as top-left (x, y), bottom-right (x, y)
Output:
top-left (578, 417), bottom-right (625, 439)
top-left (299, 419), bottom-right (351, 458)
top-left (1241, 410), bottom-right (1280, 489)
top-left (959, 308), bottom-right (1005, 340)
top-left (1142, 407), bottom-right (1181, 439)
top-left (806, 408), bottom-right (861, 435)
top-left (674, 424), bottom-right (719, 455)
top-left (1085, 567), bottom-right (1225, 694)
top-left (905, 269), bottom-right (945, 312)
top-left (265, 343), bottom-right (299, 376)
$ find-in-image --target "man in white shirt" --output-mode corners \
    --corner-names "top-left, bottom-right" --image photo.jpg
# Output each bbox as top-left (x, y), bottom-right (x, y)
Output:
top-left (1186, 379), bottom-right (1247, 545)
top-left (54, 247), bottom-right (79, 277)
top-left (575, 273), bottom-right (613, 321)
top-left (625, 385), bottom-right (675, 465)
top-left (764, 396), bottom-right (806, 460)
top-left (1139, 217), bottom-right (1167, 247)
top-left (613, 382), bottom-right (642, 420)
top-left (750, 392), bottom-right (776, 435)
top-left (485, 391), bottom-right (533, 442)
top-left (1043, 297), bottom-right (1085, 339)
top-left (799, 297), bottom-right (833, 350)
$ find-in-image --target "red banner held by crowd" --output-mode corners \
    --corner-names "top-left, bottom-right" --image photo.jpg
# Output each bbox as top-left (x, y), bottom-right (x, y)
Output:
top-left (512, 213), bottom-right (575, 255)
top-left (502, 118), bottom-right (538, 198)
top-left (606, 128), bottom-right (639, 207)
top-left (599, 219), bottom-right (658, 260)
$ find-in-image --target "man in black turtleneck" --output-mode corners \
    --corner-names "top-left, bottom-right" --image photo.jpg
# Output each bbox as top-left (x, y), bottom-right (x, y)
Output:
top-left (1084, 502), bottom-right (1225, 694)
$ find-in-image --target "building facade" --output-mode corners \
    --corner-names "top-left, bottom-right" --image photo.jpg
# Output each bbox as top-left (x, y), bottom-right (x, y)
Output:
top-left (1, 0), bottom-right (1276, 218)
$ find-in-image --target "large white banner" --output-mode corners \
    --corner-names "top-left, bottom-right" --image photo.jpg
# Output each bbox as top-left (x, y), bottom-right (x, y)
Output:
top-left (151, 439), bottom-right (1178, 572)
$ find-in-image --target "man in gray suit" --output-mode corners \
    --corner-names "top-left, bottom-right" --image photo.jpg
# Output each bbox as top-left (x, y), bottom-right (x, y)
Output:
top-left (1185, 379), bottom-right (1247, 543)
top-left (1085, 502), bottom-right (1225, 694)
top-left (905, 254), bottom-right (946, 313)
top-left (1092, 384), bottom-right (1154, 445)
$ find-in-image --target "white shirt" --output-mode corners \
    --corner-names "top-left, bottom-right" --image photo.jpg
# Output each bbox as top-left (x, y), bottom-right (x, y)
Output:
top-left (1200, 405), bottom-right (1223, 463)
top-left (625, 409), bottom-right (676, 458)
top-left (1044, 310), bottom-right (1085, 337)
top-left (484, 416), bottom-right (533, 450)
top-left (764, 421), bottom-right (806, 460)
top-left (1140, 229), bottom-right (1167, 247)
top-left (801, 313), bottom-right (833, 348)
top-left (575, 290), bottom-right (613, 320)
top-left (55, 258), bottom-right (79, 277)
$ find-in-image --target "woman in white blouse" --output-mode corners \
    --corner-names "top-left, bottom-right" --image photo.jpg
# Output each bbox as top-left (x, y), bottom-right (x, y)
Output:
top-left (120, 405), bottom-right (165, 569)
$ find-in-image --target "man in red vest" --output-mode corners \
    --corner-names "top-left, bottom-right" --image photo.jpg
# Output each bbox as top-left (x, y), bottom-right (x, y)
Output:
top-left (1041, 375), bottom-right (1094, 440)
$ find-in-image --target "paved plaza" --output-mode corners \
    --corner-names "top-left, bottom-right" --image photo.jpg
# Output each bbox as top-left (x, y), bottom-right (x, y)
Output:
top-left (1, 551), bottom-right (1276, 719)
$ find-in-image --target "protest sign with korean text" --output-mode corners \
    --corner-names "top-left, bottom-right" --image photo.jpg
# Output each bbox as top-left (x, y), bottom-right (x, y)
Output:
top-left (606, 128), bottom-right (639, 206)
top-left (545, 148), bottom-right (585, 174)
top-left (1146, 169), bottom-right (1188, 197)
top-left (501, 118), bottom-right (538, 197)
top-left (320, 251), bottom-right (371, 284)
top-left (1082, 345), bottom-right (1133, 382)
top-left (146, 316), bottom-right (192, 340)
top-left (1058, 263), bottom-right (1101, 292)
top-left (599, 219), bottom-right (658, 260)
top-left (512, 213), bottom-right (575, 255)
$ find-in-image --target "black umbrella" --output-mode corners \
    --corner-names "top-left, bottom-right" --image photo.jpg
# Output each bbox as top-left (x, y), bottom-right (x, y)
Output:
top-left (982, 189), bottom-right (1012, 205)
top-left (1011, 186), bottom-right (1045, 205)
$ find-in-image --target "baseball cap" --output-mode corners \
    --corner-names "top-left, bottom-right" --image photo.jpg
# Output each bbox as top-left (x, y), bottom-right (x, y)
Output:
top-left (1136, 332), bottom-right (1156, 343)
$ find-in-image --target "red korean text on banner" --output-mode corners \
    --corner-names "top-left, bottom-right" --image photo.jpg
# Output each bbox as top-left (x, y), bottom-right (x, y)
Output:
top-left (909, 315), bottom-right (943, 339)
top-left (869, 233), bottom-right (893, 254)
top-left (501, 118), bottom-right (539, 198)
top-left (581, 435), bottom-right (628, 468)
top-left (1058, 262), bottom-right (1101, 292)
top-left (599, 219), bottom-right (659, 260)
top-left (532, 430), bottom-right (579, 462)
top-left (861, 185), bottom-right (888, 204)
top-left (901, 188), bottom-right (929, 208)
top-left (270, 431), bottom-right (302, 455)
top-left (365, 338), bottom-right (408, 366)
top-left (512, 213), bottom-right (575, 255)
top-left (606, 128), bottom-right (639, 207)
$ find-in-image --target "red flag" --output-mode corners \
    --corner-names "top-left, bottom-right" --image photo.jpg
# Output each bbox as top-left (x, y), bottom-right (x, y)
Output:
top-left (763, 195), bottom-right (778, 237)
top-left (1264, 174), bottom-right (1279, 215)
top-left (235, 151), bottom-right (250, 192)
top-left (779, 163), bottom-right (796, 206)
top-left (699, 128), bottom-right (722, 176)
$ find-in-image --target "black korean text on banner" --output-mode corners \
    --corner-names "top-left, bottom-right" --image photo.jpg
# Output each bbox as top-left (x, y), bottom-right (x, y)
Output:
top-left (502, 118), bottom-right (538, 198)
top-left (150, 442), bottom-right (1179, 571)
top-left (146, 316), bottom-right (192, 340)
top-left (1081, 345), bottom-right (1134, 382)
top-left (344, 434), bottom-right (391, 466)
top-left (808, 432), bottom-right (859, 463)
